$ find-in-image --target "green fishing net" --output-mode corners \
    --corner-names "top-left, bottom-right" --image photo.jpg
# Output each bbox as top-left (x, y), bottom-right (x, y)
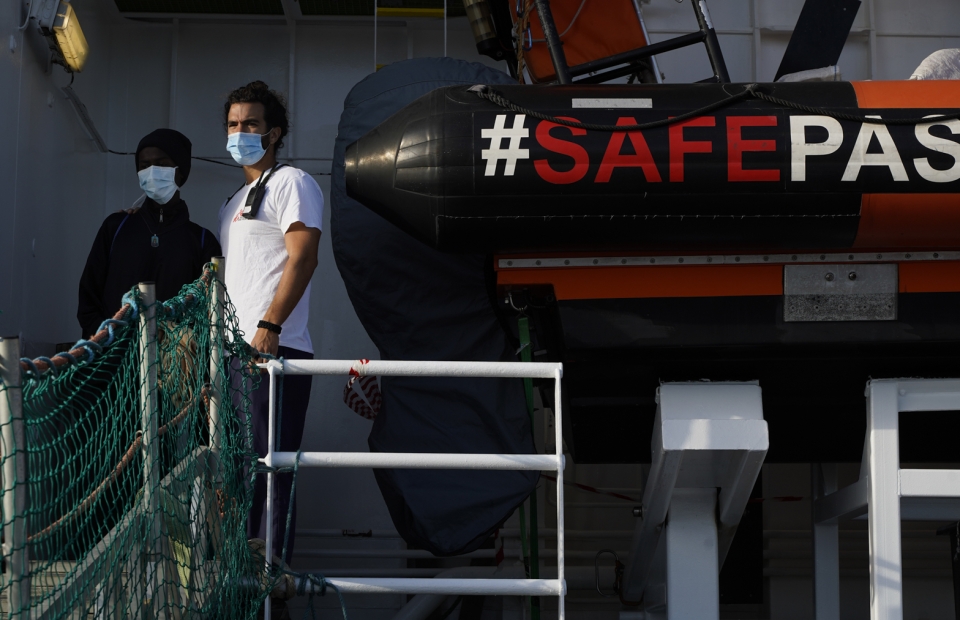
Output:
top-left (0, 265), bottom-right (274, 619)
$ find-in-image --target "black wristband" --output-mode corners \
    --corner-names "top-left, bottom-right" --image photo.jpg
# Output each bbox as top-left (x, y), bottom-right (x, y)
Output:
top-left (257, 320), bottom-right (282, 334)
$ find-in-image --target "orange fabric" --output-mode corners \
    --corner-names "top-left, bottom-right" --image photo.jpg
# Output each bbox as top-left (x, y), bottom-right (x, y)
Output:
top-left (515, 0), bottom-right (649, 83)
top-left (497, 265), bottom-right (784, 300)
top-left (899, 261), bottom-right (960, 293)
top-left (852, 81), bottom-right (960, 109)
top-left (855, 194), bottom-right (960, 249)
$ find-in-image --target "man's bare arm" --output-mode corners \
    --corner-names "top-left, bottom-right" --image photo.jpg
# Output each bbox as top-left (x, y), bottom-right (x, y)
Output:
top-left (249, 222), bottom-right (321, 357)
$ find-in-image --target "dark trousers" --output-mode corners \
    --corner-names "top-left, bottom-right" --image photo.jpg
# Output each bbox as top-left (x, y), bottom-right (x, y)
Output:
top-left (241, 346), bottom-right (313, 564)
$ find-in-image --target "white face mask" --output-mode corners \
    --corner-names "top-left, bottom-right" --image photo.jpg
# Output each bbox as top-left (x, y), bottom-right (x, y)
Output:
top-left (226, 131), bottom-right (268, 166)
top-left (137, 166), bottom-right (179, 204)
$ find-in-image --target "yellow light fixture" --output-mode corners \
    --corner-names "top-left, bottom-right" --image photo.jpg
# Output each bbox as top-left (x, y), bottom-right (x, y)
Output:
top-left (52, 2), bottom-right (88, 73)
top-left (32, 0), bottom-right (89, 73)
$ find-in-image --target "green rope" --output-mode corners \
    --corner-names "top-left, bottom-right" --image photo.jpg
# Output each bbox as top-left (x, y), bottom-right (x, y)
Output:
top-left (518, 317), bottom-right (541, 620)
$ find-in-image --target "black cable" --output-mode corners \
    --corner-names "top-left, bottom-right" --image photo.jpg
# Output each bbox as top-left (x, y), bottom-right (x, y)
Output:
top-left (108, 149), bottom-right (241, 168)
top-left (470, 83), bottom-right (758, 131)
top-left (751, 89), bottom-right (960, 125)
top-left (470, 83), bottom-right (960, 131)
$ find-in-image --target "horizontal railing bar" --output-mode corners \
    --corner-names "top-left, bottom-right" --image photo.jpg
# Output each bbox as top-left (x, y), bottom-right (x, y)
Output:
top-left (311, 577), bottom-right (565, 596)
top-left (270, 452), bottom-right (563, 470)
top-left (296, 528), bottom-right (633, 539)
top-left (298, 548), bottom-right (623, 560)
top-left (266, 359), bottom-right (562, 379)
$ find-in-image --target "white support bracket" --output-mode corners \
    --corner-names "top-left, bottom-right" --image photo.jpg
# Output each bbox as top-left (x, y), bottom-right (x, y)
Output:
top-left (620, 382), bottom-right (768, 618)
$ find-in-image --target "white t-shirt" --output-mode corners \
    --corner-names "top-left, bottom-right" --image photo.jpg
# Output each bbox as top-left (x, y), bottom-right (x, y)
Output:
top-left (218, 165), bottom-right (324, 354)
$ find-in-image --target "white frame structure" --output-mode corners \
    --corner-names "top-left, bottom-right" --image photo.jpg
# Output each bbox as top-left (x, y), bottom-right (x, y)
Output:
top-left (813, 378), bottom-right (960, 620)
top-left (259, 358), bottom-right (566, 620)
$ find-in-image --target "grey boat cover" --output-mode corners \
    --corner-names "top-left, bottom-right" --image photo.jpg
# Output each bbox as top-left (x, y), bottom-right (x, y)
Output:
top-left (331, 58), bottom-right (538, 556)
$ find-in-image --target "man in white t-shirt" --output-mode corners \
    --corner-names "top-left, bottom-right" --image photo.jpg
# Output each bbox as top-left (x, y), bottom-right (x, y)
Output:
top-left (218, 81), bottom-right (322, 568)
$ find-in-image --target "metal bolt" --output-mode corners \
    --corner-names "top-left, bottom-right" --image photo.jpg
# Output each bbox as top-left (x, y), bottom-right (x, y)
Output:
top-left (593, 259), bottom-right (599, 265)
top-left (825, 272), bottom-right (835, 282)
top-left (707, 257), bottom-right (713, 263)
top-left (632, 506), bottom-right (643, 518)
top-left (621, 259), bottom-right (627, 265)
top-left (848, 271), bottom-right (857, 281)
top-left (791, 255), bottom-right (798, 261)
top-left (735, 256), bottom-right (741, 262)
top-left (535, 260), bottom-right (541, 266)
top-left (507, 260), bottom-right (513, 266)
top-left (650, 258), bottom-right (655, 264)
top-left (678, 257), bottom-right (684, 263)
top-left (564, 260), bottom-right (570, 265)
top-left (820, 254), bottom-right (826, 260)
top-left (763, 256), bottom-right (769, 261)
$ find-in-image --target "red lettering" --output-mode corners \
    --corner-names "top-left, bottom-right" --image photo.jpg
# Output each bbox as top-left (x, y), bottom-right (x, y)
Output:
top-left (595, 118), bottom-right (662, 183)
top-left (727, 116), bottom-right (779, 182)
top-left (669, 117), bottom-right (715, 182)
top-left (534, 118), bottom-right (589, 184)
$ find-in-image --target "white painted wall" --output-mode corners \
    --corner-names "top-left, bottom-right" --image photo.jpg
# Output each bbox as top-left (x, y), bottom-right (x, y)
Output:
top-left (3, 1), bottom-right (960, 617)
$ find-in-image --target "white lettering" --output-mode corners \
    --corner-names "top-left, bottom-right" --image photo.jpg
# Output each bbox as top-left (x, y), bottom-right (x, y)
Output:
top-left (841, 116), bottom-right (908, 182)
top-left (481, 114), bottom-right (529, 176)
top-left (790, 116), bottom-right (843, 182)
top-left (914, 115), bottom-right (960, 183)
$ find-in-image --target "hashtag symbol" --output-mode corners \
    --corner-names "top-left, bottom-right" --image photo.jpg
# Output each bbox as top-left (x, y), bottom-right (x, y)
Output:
top-left (481, 114), bottom-right (529, 176)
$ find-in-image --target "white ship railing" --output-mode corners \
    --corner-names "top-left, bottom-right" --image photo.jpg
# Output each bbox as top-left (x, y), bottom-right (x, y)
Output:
top-left (259, 358), bottom-right (566, 620)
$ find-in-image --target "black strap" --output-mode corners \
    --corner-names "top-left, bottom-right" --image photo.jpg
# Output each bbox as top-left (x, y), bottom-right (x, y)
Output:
top-left (242, 163), bottom-right (288, 220)
top-left (224, 163), bottom-right (289, 205)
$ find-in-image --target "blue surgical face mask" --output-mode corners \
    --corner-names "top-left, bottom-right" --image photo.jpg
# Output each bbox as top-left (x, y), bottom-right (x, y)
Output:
top-left (137, 166), bottom-right (179, 205)
top-left (226, 131), bottom-right (268, 166)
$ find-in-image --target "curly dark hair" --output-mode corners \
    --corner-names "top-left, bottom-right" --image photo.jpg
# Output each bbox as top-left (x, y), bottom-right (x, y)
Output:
top-left (223, 81), bottom-right (289, 151)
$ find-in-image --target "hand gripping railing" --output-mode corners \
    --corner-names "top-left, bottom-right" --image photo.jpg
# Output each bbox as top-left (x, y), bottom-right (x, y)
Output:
top-left (259, 359), bottom-right (566, 620)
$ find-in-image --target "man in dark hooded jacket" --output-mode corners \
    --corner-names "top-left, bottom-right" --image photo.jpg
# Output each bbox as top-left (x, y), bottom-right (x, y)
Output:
top-left (77, 129), bottom-right (221, 336)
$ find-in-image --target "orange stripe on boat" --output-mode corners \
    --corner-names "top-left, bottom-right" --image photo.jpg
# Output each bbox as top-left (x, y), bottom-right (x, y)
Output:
top-left (855, 194), bottom-right (960, 249)
top-left (852, 81), bottom-right (960, 108)
top-left (497, 265), bottom-right (784, 300)
top-left (899, 261), bottom-right (960, 293)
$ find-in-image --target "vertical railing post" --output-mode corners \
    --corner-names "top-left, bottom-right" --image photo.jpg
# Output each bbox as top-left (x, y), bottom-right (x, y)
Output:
top-left (691, 0), bottom-right (730, 83)
top-left (138, 282), bottom-right (162, 611)
top-left (866, 380), bottom-right (904, 620)
top-left (263, 360), bottom-right (282, 620)
top-left (812, 463), bottom-right (840, 620)
top-left (532, 0), bottom-right (572, 84)
top-left (630, 0), bottom-right (662, 83)
top-left (208, 257), bottom-right (225, 455)
top-left (553, 367), bottom-right (565, 620)
top-left (0, 336), bottom-right (30, 617)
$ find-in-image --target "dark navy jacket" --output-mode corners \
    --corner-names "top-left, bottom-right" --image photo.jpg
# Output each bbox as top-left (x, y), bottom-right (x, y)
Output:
top-left (77, 198), bottom-right (220, 337)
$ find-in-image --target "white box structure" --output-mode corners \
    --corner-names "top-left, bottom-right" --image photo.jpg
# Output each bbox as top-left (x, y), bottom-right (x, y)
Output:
top-left (813, 378), bottom-right (960, 620)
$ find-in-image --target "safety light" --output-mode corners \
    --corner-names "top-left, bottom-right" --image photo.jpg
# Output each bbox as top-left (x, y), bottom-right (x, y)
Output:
top-left (33, 0), bottom-right (89, 73)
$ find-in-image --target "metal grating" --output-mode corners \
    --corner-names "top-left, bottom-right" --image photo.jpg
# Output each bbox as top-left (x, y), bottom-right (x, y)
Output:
top-left (299, 0), bottom-right (465, 17)
top-left (114, 0), bottom-right (284, 14)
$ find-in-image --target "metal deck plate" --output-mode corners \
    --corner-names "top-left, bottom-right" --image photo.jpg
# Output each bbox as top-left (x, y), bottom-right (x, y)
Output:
top-left (783, 264), bottom-right (898, 322)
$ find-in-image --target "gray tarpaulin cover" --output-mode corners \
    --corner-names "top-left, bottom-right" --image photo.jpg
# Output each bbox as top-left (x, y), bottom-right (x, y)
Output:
top-left (331, 58), bottom-right (538, 556)
top-left (910, 49), bottom-right (960, 80)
